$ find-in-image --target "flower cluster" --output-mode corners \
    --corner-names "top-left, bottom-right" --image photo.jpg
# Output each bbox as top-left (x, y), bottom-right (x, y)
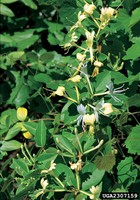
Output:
top-left (41, 160), bottom-right (56, 174)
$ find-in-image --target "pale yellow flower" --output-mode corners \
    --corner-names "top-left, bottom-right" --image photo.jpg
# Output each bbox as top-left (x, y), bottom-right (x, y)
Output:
top-left (92, 67), bottom-right (99, 77)
top-left (100, 7), bottom-right (115, 22)
top-left (69, 159), bottom-right (82, 171)
top-left (94, 60), bottom-right (103, 68)
top-left (23, 131), bottom-right (33, 139)
top-left (102, 103), bottom-right (113, 115)
top-left (78, 11), bottom-right (87, 22)
top-left (76, 52), bottom-right (86, 62)
top-left (90, 185), bottom-right (100, 194)
top-left (17, 107), bottom-right (28, 121)
top-left (68, 75), bottom-right (81, 83)
top-left (85, 31), bottom-right (95, 48)
top-left (84, 2), bottom-right (96, 15)
top-left (52, 86), bottom-right (65, 96)
top-left (89, 194), bottom-right (95, 199)
top-left (83, 114), bottom-right (96, 126)
top-left (40, 178), bottom-right (49, 190)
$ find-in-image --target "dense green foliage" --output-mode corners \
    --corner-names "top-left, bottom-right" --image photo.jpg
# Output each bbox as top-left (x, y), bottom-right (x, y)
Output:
top-left (0, 0), bottom-right (140, 199)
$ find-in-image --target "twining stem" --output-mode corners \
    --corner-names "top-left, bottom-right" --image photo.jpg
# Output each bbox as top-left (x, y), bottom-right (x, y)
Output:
top-left (75, 85), bottom-right (80, 104)
top-left (85, 75), bottom-right (93, 95)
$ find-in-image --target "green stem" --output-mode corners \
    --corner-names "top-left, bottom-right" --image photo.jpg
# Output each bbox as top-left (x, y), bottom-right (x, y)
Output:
top-left (24, 143), bottom-right (35, 164)
top-left (85, 75), bottom-right (93, 95)
top-left (64, 94), bottom-right (78, 103)
top-left (76, 170), bottom-right (80, 190)
top-left (90, 15), bottom-right (100, 28)
top-left (83, 140), bottom-right (104, 155)
top-left (75, 85), bottom-right (80, 103)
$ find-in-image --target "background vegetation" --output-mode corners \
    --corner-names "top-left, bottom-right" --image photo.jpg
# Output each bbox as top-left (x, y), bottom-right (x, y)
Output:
top-left (0, 0), bottom-right (140, 199)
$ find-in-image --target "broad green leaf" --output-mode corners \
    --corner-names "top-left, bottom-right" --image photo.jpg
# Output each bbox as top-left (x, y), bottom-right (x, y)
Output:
top-left (111, 71), bottom-right (128, 84)
top-left (21, 0), bottom-right (37, 9)
top-left (53, 134), bottom-right (76, 156)
top-left (60, 101), bottom-right (78, 125)
top-left (127, 94), bottom-right (140, 107)
top-left (95, 70), bottom-right (111, 92)
top-left (94, 153), bottom-right (116, 172)
top-left (10, 158), bottom-right (29, 176)
top-left (7, 71), bottom-right (29, 107)
top-left (53, 163), bottom-right (77, 187)
top-left (0, 109), bottom-right (17, 128)
top-left (129, 7), bottom-right (140, 28)
top-left (117, 157), bottom-right (138, 187)
top-left (4, 122), bottom-right (21, 140)
top-left (123, 38), bottom-right (140, 60)
top-left (37, 147), bottom-right (58, 163)
top-left (34, 73), bottom-right (52, 84)
top-left (125, 125), bottom-right (140, 155)
top-left (0, 140), bottom-right (22, 151)
top-left (0, 3), bottom-right (14, 17)
top-left (35, 120), bottom-right (46, 147)
top-left (1, 0), bottom-right (18, 3)
top-left (82, 164), bottom-right (105, 190)
top-left (23, 121), bottom-right (37, 136)
top-left (7, 51), bottom-right (25, 64)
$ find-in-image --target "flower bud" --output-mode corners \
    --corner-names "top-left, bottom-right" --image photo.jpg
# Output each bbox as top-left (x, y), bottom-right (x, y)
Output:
top-left (68, 75), bottom-right (81, 83)
top-left (76, 53), bottom-right (86, 62)
top-left (23, 131), bottom-right (33, 139)
top-left (102, 103), bottom-right (113, 115)
top-left (94, 60), bottom-right (103, 68)
top-left (90, 185), bottom-right (100, 194)
top-left (55, 86), bottom-right (65, 96)
top-left (84, 2), bottom-right (96, 15)
top-left (83, 114), bottom-right (96, 125)
top-left (17, 107), bottom-right (28, 121)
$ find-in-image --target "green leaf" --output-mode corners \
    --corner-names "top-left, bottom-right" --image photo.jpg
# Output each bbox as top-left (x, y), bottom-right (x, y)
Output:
top-left (1, 0), bottom-right (18, 3)
top-left (125, 125), bottom-right (140, 155)
top-left (95, 70), bottom-right (111, 92)
top-left (37, 147), bottom-right (58, 163)
top-left (7, 51), bottom-right (25, 64)
top-left (7, 71), bottom-right (29, 107)
top-left (82, 164), bottom-right (105, 190)
top-left (117, 157), bottom-right (138, 187)
top-left (0, 140), bottom-right (22, 151)
top-left (35, 120), bottom-right (46, 147)
top-left (4, 122), bottom-right (21, 140)
top-left (123, 38), bottom-right (140, 60)
top-left (10, 158), bottom-right (29, 176)
top-left (53, 163), bottom-right (77, 187)
top-left (23, 121), bottom-right (37, 136)
top-left (60, 101), bottom-right (78, 125)
top-left (127, 94), bottom-right (140, 107)
top-left (21, 0), bottom-right (37, 9)
top-left (53, 134), bottom-right (76, 156)
top-left (0, 3), bottom-right (15, 17)
top-left (94, 153), bottom-right (116, 172)
top-left (129, 7), bottom-right (140, 28)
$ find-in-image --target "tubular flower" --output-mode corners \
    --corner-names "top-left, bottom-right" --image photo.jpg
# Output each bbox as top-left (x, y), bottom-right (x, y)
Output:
top-left (85, 31), bottom-right (95, 63)
top-left (94, 60), bottom-right (103, 68)
top-left (84, 2), bottom-right (96, 15)
top-left (102, 103), bottom-right (113, 115)
top-left (100, 7), bottom-right (115, 27)
top-left (23, 131), bottom-right (33, 139)
top-left (76, 52), bottom-right (86, 62)
top-left (40, 178), bottom-right (49, 190)
top-left (78, 11), bottom-right (87, 22)
top-left (83, 114), bottom-right (96, 126)
top-left (17, 107), bottom-right (28, 121)
top-left (52, 86), bottom-right (65, 96)
top-left (69, 159), bottom-right (82, 171)
top-left (41, 160), bottom-right (56, 174)
top-left (89, 185), bottom-right (100, 199)
top-left (85, 31), bottom-right (95, 48)
top-left (68, 75), bottom-right (81, 83)
top-left (77, 104), bottom-right (86, 127)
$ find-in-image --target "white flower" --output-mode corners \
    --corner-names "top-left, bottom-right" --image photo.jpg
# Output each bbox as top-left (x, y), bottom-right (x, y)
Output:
top-left (52, 86), bottom-right (65, 96)
top-left (84, 2), bottom-right (96, 15)
top-left (94, 60), bottom-right (103, 68)
top-left (40, 178), bottom-right (49, 190)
